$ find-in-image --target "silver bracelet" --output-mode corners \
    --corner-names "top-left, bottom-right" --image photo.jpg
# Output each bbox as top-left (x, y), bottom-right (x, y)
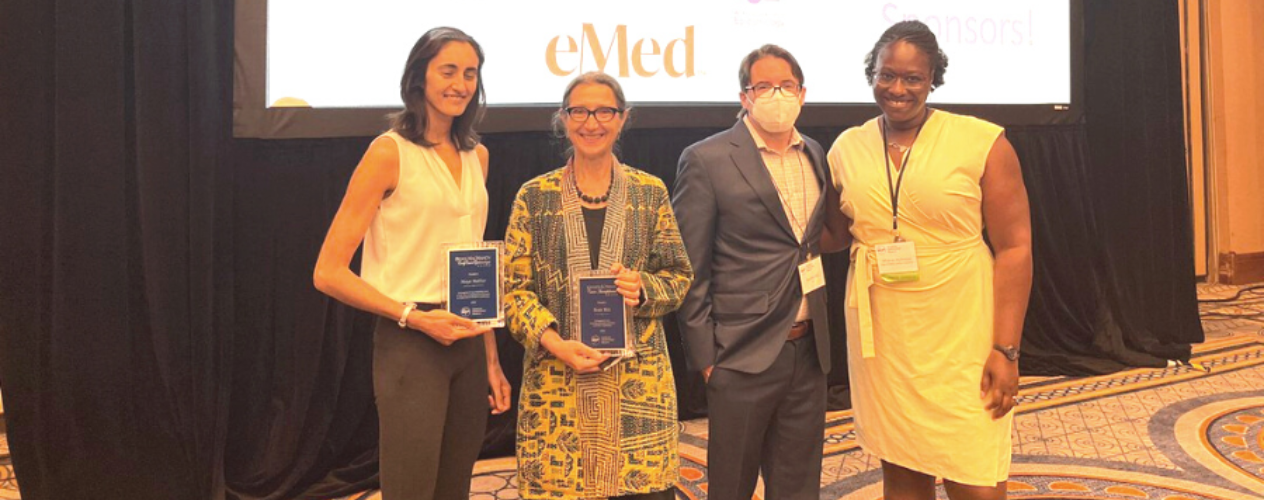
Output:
top-left (398, 302), bottom-right (416, 329)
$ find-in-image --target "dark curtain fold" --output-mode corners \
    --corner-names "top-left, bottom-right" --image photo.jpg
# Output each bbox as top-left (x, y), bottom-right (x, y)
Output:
top-left (0, 0), bottom-right (1201, 499)
top-left (1009, 0), bottom-right (1200, 375)
top-left (1082, 0), bottom-right (1203, 359)
top-left (224, 136), bottom-right (381, 500)
top-left (1007, 125), bottom-right (1196, 375)
top-left (0, 1), bottom-right (234, 498)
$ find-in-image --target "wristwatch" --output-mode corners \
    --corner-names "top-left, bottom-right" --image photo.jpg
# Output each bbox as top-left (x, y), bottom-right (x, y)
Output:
top-left (993, 344), bottom-right (1020, 362)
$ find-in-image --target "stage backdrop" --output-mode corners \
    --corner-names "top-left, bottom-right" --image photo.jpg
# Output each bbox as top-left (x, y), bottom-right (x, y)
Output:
top-left (0, 1), bottom-right (1199, 499)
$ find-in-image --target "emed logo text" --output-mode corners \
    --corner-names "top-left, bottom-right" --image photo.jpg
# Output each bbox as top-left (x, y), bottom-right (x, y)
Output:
top-left (545, 24), bottom-right (696, 78)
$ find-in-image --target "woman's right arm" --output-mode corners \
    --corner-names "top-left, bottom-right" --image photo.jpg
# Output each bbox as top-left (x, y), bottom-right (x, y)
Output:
top-left (313, 137), bottom-right (487, 345)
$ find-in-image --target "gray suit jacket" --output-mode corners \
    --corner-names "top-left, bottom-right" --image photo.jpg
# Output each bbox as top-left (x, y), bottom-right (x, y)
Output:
top-left (672, 121), bottom-right (833, 375)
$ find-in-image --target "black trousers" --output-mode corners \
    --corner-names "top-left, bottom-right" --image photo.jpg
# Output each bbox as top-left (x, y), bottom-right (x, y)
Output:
top-left (706, 334), bottom-right (826, 500)
top-left (373, 315), bottom-right (488, 500)
top-left (610, 488), bottom-right (677, 500)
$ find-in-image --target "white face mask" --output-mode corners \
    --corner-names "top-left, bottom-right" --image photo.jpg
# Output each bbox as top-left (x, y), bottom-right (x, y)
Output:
top-left (748, 90), bottom-right (802, 133)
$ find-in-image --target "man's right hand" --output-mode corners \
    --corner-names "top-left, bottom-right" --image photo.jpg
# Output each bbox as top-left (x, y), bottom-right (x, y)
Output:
top-left (541, 329), bottom-right (609, 374)
top-left (703, 366), bottom-right (714, 383)
top-left (408, 309), bottom-right (491, 346)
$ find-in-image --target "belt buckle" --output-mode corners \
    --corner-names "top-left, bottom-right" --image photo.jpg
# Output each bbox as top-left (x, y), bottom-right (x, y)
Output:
top-left (788, 320), bottom-right (811, 340)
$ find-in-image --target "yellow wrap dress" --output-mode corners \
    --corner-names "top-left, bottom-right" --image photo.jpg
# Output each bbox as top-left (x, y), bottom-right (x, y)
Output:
top-left (827, 110), bottom-right (1012, 486)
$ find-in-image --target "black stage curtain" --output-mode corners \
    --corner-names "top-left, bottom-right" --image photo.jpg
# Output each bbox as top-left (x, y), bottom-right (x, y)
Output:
top-left (0, 1), bottom-right (235, 499)
top-left (0, 0), bottom-right (1199, 499)
top-left (1009, 0), bottom-right (1202, 375)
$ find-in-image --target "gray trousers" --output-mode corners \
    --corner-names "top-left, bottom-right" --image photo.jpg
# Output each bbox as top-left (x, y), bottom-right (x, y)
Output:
top-left (373, 315), bottom-right (488, 500)
top-left (705, 334), bottom-right (826, 500)
top-left (611, 489), bottom-right (678, 500)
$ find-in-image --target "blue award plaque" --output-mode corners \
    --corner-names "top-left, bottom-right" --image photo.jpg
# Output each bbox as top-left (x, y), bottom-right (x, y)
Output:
top-left (574, 273), bottom-right (631, 355)
top-left (442, 242), bottom-right (505, 328)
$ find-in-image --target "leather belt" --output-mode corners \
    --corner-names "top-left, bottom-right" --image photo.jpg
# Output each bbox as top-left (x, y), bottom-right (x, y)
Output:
top-left (787, 320), bottom-right (812, 340)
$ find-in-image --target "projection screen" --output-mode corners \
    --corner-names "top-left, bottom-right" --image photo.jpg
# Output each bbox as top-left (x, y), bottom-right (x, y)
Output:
top-left (234, 0), bottom-right (1082, 138)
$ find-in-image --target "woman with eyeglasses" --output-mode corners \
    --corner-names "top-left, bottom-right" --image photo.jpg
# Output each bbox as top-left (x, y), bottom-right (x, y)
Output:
top-left (503, 71), bottom-right (692, 500)
top-left (825, 20), bottom-right (1032, 500)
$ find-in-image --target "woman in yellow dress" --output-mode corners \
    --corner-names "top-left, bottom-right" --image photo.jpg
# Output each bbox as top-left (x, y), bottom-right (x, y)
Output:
top-left (504, 72), bottom-right (693, 499)
top-left (826, 20), bottom-right (1033, 500)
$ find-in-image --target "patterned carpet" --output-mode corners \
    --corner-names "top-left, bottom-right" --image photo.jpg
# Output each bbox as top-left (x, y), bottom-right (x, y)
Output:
top-left (0, 432), bottom-right (14, 500)
top-left (3, 284), bottom-right (1262, 499)
top-left (339, 282), bottom-right (1264, 500)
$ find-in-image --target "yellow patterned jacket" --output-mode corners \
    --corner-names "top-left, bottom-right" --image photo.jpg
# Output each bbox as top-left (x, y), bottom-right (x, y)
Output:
top-left (505, 164), bottom-right (693, 499)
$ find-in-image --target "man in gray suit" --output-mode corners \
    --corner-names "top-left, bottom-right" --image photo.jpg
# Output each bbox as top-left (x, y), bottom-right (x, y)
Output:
top-left (672, 44), bottom-right (844, 500)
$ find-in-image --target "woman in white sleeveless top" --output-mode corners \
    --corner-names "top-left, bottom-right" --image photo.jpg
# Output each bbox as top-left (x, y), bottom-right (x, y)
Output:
top-left (313, 27), bottom-right (511, 500)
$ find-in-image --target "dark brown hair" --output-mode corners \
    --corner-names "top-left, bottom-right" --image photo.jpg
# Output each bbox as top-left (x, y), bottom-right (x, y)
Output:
top-left (389, 27), bottom-right (485, 150)
top-left (864, 20), bottom-right (949, 90)
top-left (736, 44), bottom-right (805, 118)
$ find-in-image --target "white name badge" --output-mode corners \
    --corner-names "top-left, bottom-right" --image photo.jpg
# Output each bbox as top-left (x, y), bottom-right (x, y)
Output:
top-left (874, 241), bottom-right (920, 283)
top-left (798, 256), bottom-right (826, 295)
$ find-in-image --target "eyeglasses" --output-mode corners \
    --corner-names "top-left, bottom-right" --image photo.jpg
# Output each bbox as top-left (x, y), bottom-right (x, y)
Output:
top-left (875, 72), bottom-right (929, 90)
top-left (744, 82), bottom-right (803, 98)
top-left (564, 106), bottom-right (623, 123)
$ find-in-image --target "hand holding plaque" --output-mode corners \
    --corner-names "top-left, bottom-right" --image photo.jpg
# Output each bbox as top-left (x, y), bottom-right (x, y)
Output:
top-left (442, 241), bottom-right (506, 328)
top-left (572, 270), bottom-right (633, 358)
top-left (610, 263), bottom-right (643, 307)
top-left (540, 328), bottom-right (609, 374)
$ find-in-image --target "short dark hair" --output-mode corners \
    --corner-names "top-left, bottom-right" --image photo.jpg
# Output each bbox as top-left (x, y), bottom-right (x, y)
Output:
top-left (864, 20), bottom-right (949, 90)
top-left (551, 72), bottom-right (631, 159)
top-left (737, 44), bottom-right (804, 118)
top-left (389, 27), bottom-right (485, 150)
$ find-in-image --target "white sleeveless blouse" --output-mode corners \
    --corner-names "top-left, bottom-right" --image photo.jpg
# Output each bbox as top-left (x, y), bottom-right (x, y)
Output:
top-left (360, 130), bottom-right (488, 303)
